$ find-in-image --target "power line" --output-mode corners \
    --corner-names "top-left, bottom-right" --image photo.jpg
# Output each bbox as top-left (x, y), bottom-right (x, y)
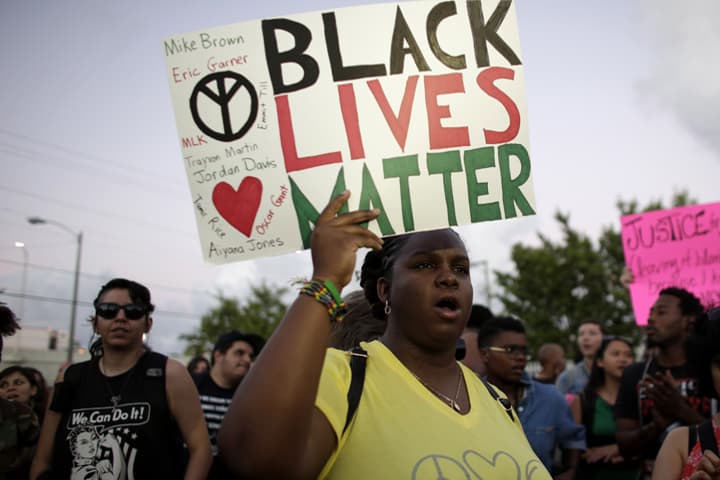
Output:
top-left (0, 184), bottom-right (196, 237)
top-left (0, 128), bottom-right (181, 183)
top-left (0, 258), bottom-right (213, 297)
top-left (0, 290), bottom-right (203, 319)
top-left (0, 144), bottom-right (186, 197)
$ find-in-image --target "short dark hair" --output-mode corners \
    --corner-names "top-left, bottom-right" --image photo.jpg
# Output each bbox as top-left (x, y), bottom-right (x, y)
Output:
top-left (212, 330), bottom-right (265, 364)
top-left (466, 304), bottom-right (494, 330)
top-left (93, 278), bottom-right (155, 313)
top-left (476, 316), bottom-right (526, 348)
top-left (0, 302), bottom-right (20, 337)
top-left (0, 302), bottom-right (20, 361)
top-left (659, 287), bottom-right (705, 319)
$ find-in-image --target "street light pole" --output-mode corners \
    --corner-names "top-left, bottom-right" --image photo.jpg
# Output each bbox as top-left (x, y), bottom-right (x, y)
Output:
top-left (13, 242), bottom-right (28, 320)
top-left (68, 232), bottom-right (83, 363)
top-left (27, 217), bottom-right (83, 363)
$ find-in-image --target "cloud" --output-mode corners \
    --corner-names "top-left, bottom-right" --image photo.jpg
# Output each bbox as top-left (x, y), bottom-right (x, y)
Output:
top-left (637, 0), bottom-right (720, 156)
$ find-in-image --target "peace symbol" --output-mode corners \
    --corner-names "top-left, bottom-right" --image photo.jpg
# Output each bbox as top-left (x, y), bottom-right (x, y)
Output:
top-left (189, 71), bottom-right (259, 142)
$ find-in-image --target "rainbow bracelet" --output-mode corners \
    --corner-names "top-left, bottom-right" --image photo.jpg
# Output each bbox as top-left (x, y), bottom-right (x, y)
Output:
top-left (299, 280), bottom-right (347, 322)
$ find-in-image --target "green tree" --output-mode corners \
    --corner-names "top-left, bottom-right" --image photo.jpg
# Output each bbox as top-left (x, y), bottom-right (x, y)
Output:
top-left (494, 191), bottom-right (694, 355)
top-left (181, 282), bottom-right (288, 356)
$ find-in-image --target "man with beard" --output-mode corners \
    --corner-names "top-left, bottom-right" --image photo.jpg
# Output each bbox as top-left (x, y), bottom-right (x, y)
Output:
top-left (478, 316), bottom-right (585, 479)
top-left (615, 287), bottom-right (713, 479)
top-left (194, 330), bottom-right (264, 479)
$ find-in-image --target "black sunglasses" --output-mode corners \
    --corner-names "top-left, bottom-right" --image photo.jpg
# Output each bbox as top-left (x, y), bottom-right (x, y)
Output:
top-left (95, 303), bottom-right (148, 320)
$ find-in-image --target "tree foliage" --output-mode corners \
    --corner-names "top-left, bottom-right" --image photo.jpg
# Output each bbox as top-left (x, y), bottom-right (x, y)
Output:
top-left (181, 282), bottom-right (288, 357)
top-left (495, 191), bottom-right (694, 356)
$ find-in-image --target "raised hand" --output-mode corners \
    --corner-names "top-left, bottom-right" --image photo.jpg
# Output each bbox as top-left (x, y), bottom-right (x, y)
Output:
top-left (689, 450), bottom-right (720, 480)
top-left (310, 190), bottom-right (382, 289)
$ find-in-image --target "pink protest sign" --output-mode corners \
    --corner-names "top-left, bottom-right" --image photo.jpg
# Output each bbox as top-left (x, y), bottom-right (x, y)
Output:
top-left (621, 202), bottom-right (720, 325)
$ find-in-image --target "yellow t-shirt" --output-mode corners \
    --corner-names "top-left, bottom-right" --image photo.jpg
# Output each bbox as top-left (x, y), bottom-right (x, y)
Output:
top-left (315, 340), bottom-right (552, 479)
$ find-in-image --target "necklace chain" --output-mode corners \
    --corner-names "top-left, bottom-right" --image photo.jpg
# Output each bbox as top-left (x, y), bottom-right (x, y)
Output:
top-left (100, 358), bottom-right (137, 409)
top-left (411, 366), bottom-right (464, 413)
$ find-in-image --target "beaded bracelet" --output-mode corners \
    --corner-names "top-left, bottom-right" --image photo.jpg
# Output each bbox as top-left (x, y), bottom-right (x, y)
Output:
top-left (299, 280), bottom-right (347, 323)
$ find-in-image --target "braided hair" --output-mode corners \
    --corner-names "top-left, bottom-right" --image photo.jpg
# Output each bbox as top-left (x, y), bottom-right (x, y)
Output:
top-left (360, 233), bottom-right (413, 320)
top-left (359, 229), bottom-right (462, 320)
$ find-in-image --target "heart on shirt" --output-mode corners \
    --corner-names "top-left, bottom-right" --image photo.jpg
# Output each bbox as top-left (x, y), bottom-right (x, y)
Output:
top-left (462, 450), bottom-right (522, 480)
top-left (212, 177), bottom-right (262, 237)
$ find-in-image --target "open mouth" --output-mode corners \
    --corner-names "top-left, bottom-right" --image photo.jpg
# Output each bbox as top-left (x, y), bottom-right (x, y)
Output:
top-left (436, 297), bottom-right (459, 312)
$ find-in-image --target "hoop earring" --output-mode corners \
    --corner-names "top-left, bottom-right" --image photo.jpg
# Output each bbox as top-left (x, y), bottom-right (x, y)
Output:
top-left (384, 300), bottom-right (391, 317)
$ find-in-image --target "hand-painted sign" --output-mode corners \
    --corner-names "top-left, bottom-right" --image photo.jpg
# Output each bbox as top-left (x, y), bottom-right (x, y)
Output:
top-left (621, 202), bottom-right (720, 325)
top-left (164, 0), bottom-right (535, 263)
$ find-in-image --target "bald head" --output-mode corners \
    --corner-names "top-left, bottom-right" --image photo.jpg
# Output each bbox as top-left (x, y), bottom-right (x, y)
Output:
top-left (534, 343), bottom-right (566, 384)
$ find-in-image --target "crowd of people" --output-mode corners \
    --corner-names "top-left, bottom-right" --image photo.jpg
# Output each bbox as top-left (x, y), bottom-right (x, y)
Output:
top-left (0, 192), bottom-right (719, 479)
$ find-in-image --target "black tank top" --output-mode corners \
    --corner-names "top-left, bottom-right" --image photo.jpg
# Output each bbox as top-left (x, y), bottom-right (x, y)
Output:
top-left (50, 351), bottom-right (185, 479)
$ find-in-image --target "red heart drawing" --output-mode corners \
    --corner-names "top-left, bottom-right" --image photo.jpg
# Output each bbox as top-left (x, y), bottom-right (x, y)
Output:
top-left (212, 177), bottom-right (263, 237)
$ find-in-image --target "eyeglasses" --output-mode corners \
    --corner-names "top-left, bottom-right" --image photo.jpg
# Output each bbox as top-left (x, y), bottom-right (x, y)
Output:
top-left (95, 303), bottom-right (148, 320)
top-left (487, 345), bottom-right (531, 358)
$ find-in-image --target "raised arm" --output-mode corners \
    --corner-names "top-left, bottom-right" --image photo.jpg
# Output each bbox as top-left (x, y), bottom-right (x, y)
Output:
top-left (218, 191), bottom-right (382, 478)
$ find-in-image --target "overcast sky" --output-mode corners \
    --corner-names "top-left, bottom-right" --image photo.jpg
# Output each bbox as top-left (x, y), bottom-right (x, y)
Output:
top-left (1, 0), bottom-right (718, 357)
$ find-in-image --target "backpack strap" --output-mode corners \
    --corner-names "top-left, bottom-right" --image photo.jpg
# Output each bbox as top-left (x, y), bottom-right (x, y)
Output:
top-left (689, 424), bottom-right (699, 454)
top-left (480, 377), bottom-right (515, 422)
top-left (698, 420), bottom-right (719, 456)
top-left (343, 346), bottom-right (368, 435)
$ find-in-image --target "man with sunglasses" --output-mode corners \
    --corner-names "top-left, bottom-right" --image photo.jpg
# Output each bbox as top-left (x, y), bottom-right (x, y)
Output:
top-left (478, 316), bottom-right (585, 480)
top-left (194, 330), bottom-right (265, 479)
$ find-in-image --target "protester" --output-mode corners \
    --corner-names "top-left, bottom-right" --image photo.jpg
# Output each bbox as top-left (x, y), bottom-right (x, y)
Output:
top-left (218, 191), bottom-right (551, 479)
top-left (0, 365), bottom-right (47, 423)
top-left (615, 287), bottom-right (712, 479)
top-left (556, 319), bottom-right (604, 396)
top-left (478, 315), bottom-right (585, 479)
top-left (0, 303), bottom-right (40, 480)
top-left (196, 330), bottom-right (264, 478)
top-left (534, 343), bottom-right (566, 384)
top-left (652, 306), bottom-right (720, 480)
top-left (570, 336), bottom-right (637, 479)
top-left (328, 289), bottom-right (385, 350)
top-left (460, 304), bottom-right (495, 376)
top-left (30, 278), bottom-right (211, 479)
top-left (187, 355), bottom-right (211, 376)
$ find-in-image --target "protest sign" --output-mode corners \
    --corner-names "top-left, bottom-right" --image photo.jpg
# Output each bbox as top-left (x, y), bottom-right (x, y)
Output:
top-left (621, 202), bottom-right (720, 325)
top-left (164, 0), bottom-right (535, 264)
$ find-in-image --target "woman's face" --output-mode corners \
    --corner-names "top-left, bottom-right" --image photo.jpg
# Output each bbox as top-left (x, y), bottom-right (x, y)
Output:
top-left (192, 360), bottom-right (209, 375)
top-left (597, 340), bottom-right (633, 380)
top-left (75, 431), bottom-right (99, 458)
top-left (0, 371), bottom-right (37, 405)
top-left (577, 323), bottom-right (603, 359)
top-left (93, 288), bottom-right (151, 350)
top-left (379, 230), bottom-right (473, 348)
